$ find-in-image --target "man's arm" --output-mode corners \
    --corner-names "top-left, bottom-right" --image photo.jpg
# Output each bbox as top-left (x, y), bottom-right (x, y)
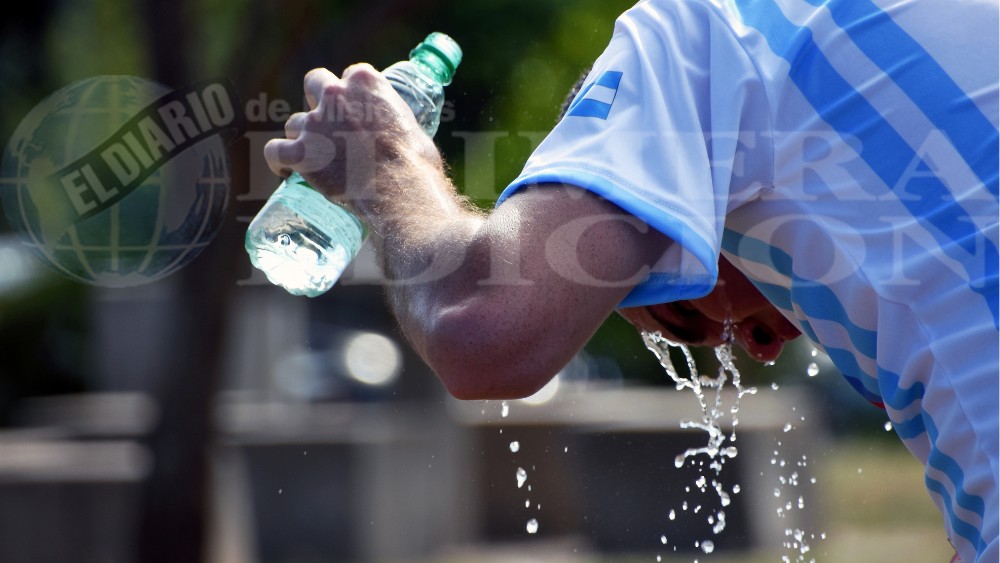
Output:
top-left (265, 65), bottom-right (670, 399)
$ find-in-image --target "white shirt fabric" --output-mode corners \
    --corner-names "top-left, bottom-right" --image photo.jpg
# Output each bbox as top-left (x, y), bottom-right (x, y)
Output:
top-left (499, 0), bottom-right (999, 560)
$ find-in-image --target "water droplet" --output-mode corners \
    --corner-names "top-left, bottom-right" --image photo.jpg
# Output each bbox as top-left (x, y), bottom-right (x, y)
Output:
top-left (798, 496), bottom-right (805, 509)
top-left (771, 382), bottom-right (781, 390)
top-left (783, 423), bottom-right (793, 432)
top-left (701, 540), bottom-right (715, 554)
top-left (810, 348), bottom-right (818, 357)
top-left (509, 441), bottom-right (520, 453)
top-left (668, 509), bottom-right (676, 520)
top-left (525, 499), bottom-right (530, 508)
top-left (674, 454), bottom-right (686, 468)
top-left (661, 535), bottom-right (668, 544)
top-left (884, 421), bottom-right (893, 431)
top-left (774, 488), bottom-right (781, 497)
top-left (501, 401), bottom-right (509, 417)
top-left (278, 488), bottom-right (283, 494)
top-left (733, 484), bottom-right (741, 494)
top-left (857, 467), bottom-right (863, 474)
top-left (516, 467), bottom-right (527, 488)
top-left (564, 446), bottom-right (568, 453)
top-left (807, 363), bottom-right (820, 377)
top-left (526, 518), bottom-right (539, 534)
top-left (695, 476), bottom-right (707, 489)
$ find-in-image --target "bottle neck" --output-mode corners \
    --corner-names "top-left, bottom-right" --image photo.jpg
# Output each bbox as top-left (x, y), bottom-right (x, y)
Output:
top-left (409, 51), bottom-right (452, 85)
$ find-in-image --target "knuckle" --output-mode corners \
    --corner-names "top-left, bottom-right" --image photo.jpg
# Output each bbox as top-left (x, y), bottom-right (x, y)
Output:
top-left (304, 67), bottom-right (330, 82)
top-left (322, 83), bottom-right (340, 99)
top-left (344, 63), bottom-right (380, 83)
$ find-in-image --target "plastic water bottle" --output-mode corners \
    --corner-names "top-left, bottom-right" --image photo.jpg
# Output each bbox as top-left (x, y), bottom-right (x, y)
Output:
top-left (245, 32), bottom-right (462, 297)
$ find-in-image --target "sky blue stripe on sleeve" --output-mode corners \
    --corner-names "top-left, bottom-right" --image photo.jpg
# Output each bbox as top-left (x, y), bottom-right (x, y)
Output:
top-left (567, 100), bottom-right (614, 120)
top-left (596, 70), bottom-right (624, 89)
top-left (566, 71), bottom-right (623, 120)
top-left (806, 0), bottom-right (999, 198)
top-left (734, 0), bottom-right (999, 327)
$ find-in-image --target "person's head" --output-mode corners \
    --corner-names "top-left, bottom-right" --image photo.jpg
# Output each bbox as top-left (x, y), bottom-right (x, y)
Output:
top-left (617, 259), bottom-right (801, 362)
top-left (559, 68), bottom-right (800, 362)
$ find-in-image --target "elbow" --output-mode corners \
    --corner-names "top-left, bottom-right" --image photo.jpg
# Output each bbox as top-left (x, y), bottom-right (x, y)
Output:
top-left (421, 304), bottom-right (563, 401)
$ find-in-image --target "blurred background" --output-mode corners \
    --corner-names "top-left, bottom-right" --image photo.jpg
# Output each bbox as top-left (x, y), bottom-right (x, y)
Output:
top-left (0, 1), bottom-right (951, 562)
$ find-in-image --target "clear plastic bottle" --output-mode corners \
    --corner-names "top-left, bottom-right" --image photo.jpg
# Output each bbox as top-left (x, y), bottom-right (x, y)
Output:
top-left (245, 32), bottom-right (462, 297)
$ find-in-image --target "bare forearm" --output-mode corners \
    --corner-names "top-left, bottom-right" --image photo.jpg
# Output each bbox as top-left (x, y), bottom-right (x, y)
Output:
top-left (348, 142), bottom-right (487, 358)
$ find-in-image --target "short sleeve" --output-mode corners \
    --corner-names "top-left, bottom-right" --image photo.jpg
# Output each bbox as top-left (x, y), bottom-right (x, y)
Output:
top-left (497, 0), bottom-right (772, 307)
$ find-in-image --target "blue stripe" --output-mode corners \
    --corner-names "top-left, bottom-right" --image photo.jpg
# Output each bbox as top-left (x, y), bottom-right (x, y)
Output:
top-left (813, 0), bottom-right (999, 196)
top-left (924, 415), bottom-right (989, 551)
top-left (566, 71), bottom-right (623, 120)
top-left (825, 346), bottom-right (882, 403)
top-left (567, 100), bottom-right (613, 120)
top-left (595, 70), bottom-right (624, 89)
top-left (926, 475), bottom-right (988, 555)
top-left (892, 412), bottom-right (927, 440)
top-left (748, 279), bottom-right (793, 311)
top-left (877, 367), bottom-right (926, 412)
top-left (734, 0), bottom-right (999, 327)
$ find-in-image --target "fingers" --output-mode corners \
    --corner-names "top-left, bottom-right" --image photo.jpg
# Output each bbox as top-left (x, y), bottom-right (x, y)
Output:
top-left (621, 303), bottom-right (724, 346)
top-left (734, 318), bottom-right (784, 363)
top-left (285, 112), bottom-right (307, 140)
top-left (341, 63), bottom-right (381, 87)
top-left (303, 64), bottom-right (382, 111)
top-left (304, 67), bottom-right (338, 110)
top-left (263, 137), bottom-right (304, 177)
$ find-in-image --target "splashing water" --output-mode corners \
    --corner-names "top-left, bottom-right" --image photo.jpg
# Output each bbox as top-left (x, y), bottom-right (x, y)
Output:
top-left (516, 467), bottom-right (527, 488)
top-left (509, 441), bottom-right (520, 453)
top-left (642, 322), bottom-right (756, 548)
top-left (526, 518), bottom-right (539, 534)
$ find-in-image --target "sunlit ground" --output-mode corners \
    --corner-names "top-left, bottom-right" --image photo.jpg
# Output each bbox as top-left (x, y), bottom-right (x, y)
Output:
top-left (429, 438), bottom-right (954, 563)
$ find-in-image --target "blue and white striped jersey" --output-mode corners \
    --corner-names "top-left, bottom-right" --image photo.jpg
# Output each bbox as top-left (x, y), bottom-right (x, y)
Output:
top-left (499, 0), bottom-right (998, 560)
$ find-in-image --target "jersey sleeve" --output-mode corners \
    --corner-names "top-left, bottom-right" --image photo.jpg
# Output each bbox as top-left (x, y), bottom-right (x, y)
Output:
top-left (497, 0), bottom-right (772, 307)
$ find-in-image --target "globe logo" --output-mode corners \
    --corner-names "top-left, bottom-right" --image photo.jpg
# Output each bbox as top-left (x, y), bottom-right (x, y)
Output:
top-left (0, 75), bottom-right (242, 288)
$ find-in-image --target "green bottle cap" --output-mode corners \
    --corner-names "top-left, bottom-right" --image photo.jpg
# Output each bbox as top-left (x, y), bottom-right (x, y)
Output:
top-left (410, 32), bottom-right (462, 85)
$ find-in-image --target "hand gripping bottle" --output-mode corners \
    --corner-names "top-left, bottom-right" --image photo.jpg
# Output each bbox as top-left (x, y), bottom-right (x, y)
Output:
top-left (245, 32), bottom-right (462, 297)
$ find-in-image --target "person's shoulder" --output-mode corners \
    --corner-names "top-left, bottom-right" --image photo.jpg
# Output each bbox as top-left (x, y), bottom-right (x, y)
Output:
top-left (617, 0), bottom-right (747, 41)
